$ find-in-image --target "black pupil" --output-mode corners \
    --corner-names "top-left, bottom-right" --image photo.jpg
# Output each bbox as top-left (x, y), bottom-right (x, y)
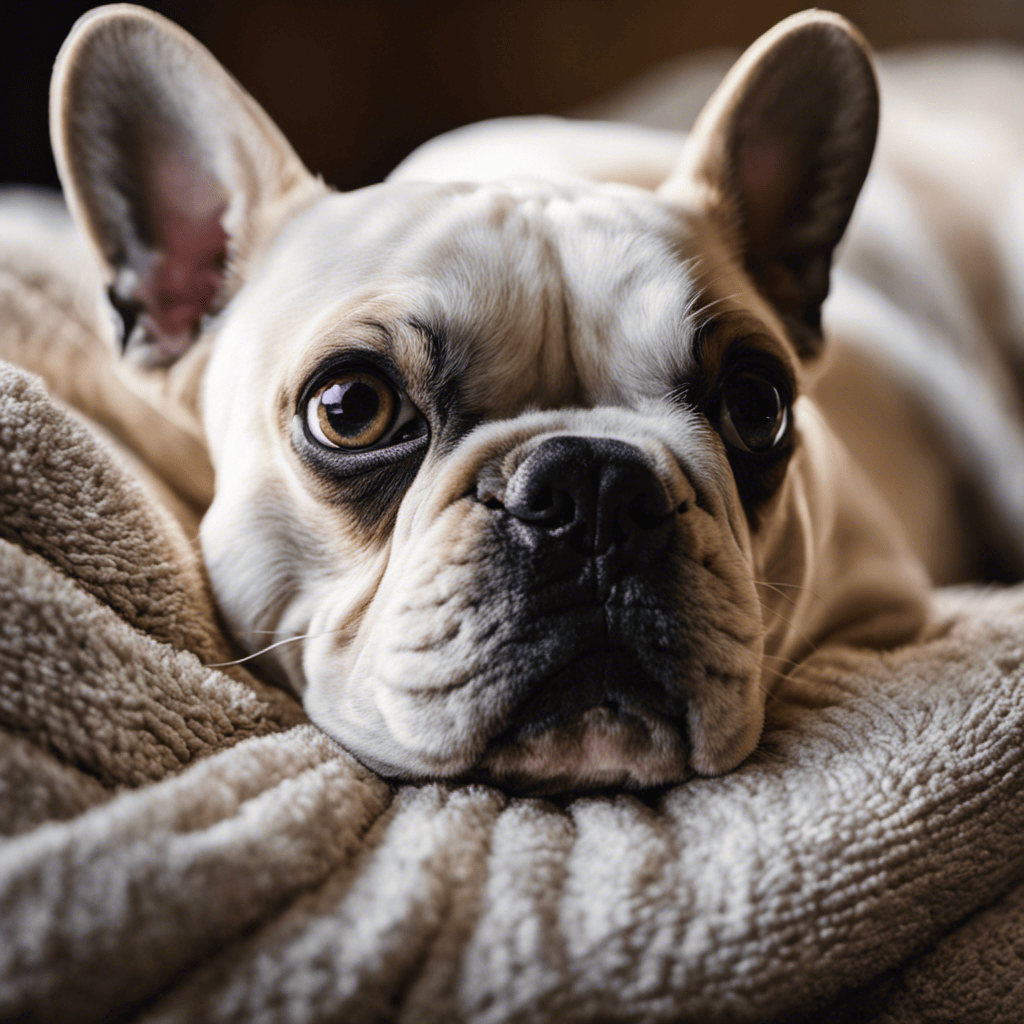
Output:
top-left (726, 372), bottom-right (782, 449)
top-left (322, 380), bottom-right (381, 437)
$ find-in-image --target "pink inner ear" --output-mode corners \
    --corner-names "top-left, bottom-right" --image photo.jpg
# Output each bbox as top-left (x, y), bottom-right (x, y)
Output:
top-left (736, 136), bottom-right (801, 256)
top-left (132, 153), bottom-right (230, 352)
top-left (739, 139), bottom-right (786, 190)
top-left (140, 205), bottom-right (228, 339)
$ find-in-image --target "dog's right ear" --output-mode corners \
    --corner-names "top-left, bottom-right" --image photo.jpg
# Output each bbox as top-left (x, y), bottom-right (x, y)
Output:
top-left (51, 4), bottom-right (321, 366)
top-left (658, 11), bottom-right (878, 362)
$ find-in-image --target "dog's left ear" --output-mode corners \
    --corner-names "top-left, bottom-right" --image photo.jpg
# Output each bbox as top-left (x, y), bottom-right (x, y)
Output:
top-left (660, 11), bottom-right (878, 359)
top-left (50, 4), bottom-right (321, 366)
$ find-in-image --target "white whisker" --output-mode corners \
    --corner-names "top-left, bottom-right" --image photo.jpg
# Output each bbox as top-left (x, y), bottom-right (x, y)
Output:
top-left (205, 627), bottom-right (343, 668)
top-left (758, 599), bottom-right (820, 662)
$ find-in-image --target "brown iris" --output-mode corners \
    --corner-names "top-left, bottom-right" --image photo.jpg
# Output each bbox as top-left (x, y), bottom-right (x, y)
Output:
top-left (308, 371), bottom-right (397, 449)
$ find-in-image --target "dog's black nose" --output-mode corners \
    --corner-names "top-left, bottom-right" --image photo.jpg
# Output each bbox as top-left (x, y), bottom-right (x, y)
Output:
top-left (503, 436), bottom-right (673, 561)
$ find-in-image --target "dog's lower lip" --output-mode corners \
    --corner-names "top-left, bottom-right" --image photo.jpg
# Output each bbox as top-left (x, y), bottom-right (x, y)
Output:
top-left (500, 646), bottom-right (683, 741)
top-left (509, 698), bottom-right (654, 742)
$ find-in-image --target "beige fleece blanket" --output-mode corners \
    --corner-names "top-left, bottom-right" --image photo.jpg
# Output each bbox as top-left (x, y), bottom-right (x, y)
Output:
top-left (3, 197), bottom-right (1024, 1024)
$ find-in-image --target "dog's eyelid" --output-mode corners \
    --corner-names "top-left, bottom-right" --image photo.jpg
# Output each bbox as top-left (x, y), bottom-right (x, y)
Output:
top-left (667, 329), bottom-right (759, 405)
top-left (297, 350), bottom-right (408, 412)
top-left (689, 308), bottom-right (763, 351)
top-left (719, 340), bottom-right (797, 403)
top-left (290, 415), bottom-right (430, 482)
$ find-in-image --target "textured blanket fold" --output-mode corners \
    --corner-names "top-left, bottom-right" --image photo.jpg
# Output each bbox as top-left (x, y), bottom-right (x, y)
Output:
top-left (3, 203), bottom-right (1024, 1022)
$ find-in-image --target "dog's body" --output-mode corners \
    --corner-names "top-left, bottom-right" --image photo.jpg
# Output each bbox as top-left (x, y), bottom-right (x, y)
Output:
top-left (8, 6), bottom-right (1024, 792)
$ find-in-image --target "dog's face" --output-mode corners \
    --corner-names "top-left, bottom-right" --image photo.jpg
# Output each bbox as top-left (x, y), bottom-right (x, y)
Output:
top-left (199, 180), bottom-right (776, 786)
top-left (52, 6), bottom-right (927, 791)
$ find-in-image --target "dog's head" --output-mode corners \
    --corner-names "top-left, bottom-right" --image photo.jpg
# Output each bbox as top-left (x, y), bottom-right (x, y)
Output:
top-left (51, 6), bottom-right (927, 791)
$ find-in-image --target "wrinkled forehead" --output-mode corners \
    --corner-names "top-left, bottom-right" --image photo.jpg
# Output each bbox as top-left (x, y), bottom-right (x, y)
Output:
top-left (247, 179), bottom-right (707, 413)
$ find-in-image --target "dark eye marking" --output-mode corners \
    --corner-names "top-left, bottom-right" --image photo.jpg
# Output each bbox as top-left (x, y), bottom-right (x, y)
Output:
top-left (710, 350), bottom-right (796, 515)
top-left (669, 313), bottom-right (798, 519)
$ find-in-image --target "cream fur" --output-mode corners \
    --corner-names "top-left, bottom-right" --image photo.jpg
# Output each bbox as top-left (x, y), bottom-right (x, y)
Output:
top-left (41, 6), bottom-right (999, 793)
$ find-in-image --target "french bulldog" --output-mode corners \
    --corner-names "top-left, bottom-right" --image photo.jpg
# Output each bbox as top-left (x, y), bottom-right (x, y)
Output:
top-left (42, 4), bottom-right (945, 792)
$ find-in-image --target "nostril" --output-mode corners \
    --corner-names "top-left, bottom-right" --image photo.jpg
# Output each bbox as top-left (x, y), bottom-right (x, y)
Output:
top-left (528, 483), bottom-right (555, 515)
top-left (527, 485), bottom-right (575, 528)
top-left (503, 436), bottom-right (671, 558)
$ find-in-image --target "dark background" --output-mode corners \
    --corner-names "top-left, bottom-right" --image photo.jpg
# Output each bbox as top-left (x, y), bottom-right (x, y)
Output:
top-left (4, 0), bottom-right (1024, 192)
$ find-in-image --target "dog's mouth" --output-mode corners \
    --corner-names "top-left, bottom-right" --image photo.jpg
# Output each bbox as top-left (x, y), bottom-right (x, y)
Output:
top-left (474, 646), bottom-right (691, 794)
top-left (501, 646), bottom-right (684, 740)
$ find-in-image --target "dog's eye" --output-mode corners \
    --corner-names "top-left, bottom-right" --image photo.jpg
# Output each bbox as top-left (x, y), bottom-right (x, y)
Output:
top-left (306, 371), bottom-right (406, 450)
top-left (718, 366), bottom-right (789, 454)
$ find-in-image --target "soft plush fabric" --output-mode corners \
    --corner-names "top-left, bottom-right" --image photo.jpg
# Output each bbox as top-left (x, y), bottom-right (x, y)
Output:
top-left (3, 183), bottom-right (1024, 1024)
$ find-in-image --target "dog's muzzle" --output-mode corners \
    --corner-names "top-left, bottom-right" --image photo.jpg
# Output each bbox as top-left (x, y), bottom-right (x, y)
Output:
top-left (490, 436), bottom-right (683, 738)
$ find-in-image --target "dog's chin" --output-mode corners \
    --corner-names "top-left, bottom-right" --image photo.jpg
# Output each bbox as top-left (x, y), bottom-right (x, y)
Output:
top-left (473, 704), bottom-right (690, 795)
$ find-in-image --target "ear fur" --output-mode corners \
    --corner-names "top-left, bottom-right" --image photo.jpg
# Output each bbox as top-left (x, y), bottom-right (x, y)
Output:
top-left (660, 11), bottom-right (879, 359)
top-left (50, 4), bottom-right (322, 366)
